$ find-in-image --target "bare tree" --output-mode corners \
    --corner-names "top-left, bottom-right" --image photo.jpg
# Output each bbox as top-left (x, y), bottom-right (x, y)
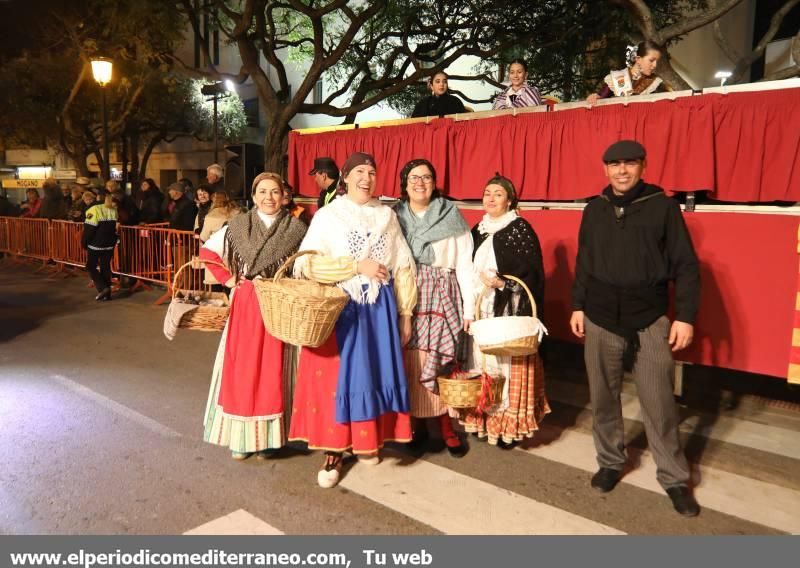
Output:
top-left (712, 0), bottom-right (800, 83)
top-left (608, 0), bottom-right (746, 90)
top-left (175, 0), bottom-right (582, 172)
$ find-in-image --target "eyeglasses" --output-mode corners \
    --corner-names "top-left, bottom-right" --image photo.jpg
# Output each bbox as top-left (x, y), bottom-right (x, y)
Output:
top-left (408, 174), bottom-right (433, 184)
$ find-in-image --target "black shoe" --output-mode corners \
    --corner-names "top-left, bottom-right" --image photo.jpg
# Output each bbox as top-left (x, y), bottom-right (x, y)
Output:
top-left (406, 429), bottom-right (429, 451)
top-left (95, 288), bottom-right (111, 301)
top-left (591, 467), bottom-right (622, 493)
top-left (496, 439), bottom-right (517, 450)
top-left (444, 435), bottom-right (468, 458)
top-left (666, 486), bottom-right (700, 517)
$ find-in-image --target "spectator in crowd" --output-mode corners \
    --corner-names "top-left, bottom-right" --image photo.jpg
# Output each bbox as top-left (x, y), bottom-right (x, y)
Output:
top-left (38, 178), bottom-right (69, 220)
top-left (492, 59), bottom-right (542, 110)
top-left (166, 182), bottom-right (197, 231)
top-left (200, 189), bottom-right (241, 243)
top-left (206, 164), bottom-right (225, 194)
top-left (19, 188), bottom-right (42, 218)
top-left (411, 71), bottom-right (466, 118)
top-left (309, 157), bottom-right (340, 208)
top-left (587, 41), bottom-right (669, 104)
top-left (0, 190), bottom-right (19, 217)
top-left (82, 193), bottom-right (120, 302)
top-left (282, 183), bottom-right (308, 222)
top-left (193, 184), bottom-right (213, 236)
top-left (61, 184), bottom-right (73, 208)
top-left (69, 185), bottom-right (83, 208)
top-left (69, 190), bottom-right (93, 222)
top-left (136, 178), bottom-right (164, 224)
top-left (75, 176), bottom-right (91, 193)
top-left (179, 177), bottom-right (196, 202)
top-left (112, 190), bottom-right (138, 226)
top-left (199, 189), bottom-right (242, 288)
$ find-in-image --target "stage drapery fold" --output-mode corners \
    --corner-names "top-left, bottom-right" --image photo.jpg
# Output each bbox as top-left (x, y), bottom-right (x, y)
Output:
top-left (288, 87), bottom-right (800, 203)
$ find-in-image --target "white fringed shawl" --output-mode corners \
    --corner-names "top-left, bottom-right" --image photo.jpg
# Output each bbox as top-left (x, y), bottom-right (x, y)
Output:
top-left (293, 196), bottom-right (415, 304)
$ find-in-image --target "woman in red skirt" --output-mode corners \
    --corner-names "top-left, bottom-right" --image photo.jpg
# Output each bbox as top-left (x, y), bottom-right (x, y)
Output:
top-left (290, 152), bottom-right (417, 488)
top-left (200, 173), bottom-right (307, 460)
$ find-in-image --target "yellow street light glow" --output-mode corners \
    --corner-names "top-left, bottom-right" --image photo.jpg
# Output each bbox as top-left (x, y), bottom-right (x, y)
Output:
top-left (91, 58), bottom-right (113, 86)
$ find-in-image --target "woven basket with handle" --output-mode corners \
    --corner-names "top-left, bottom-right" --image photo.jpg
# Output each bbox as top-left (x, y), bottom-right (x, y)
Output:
top-left (437, 370), bottom-right (505, 409)
top-left (170, 259), bottom-right (230, 332)
top-left (470, 274), bottom-right (541, 357)
top-left (252, 250), bottom-right (349, 347)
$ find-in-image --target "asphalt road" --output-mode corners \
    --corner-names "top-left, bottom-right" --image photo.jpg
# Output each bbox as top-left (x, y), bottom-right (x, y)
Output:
top-left (1, 261), bottom-right (798, 535)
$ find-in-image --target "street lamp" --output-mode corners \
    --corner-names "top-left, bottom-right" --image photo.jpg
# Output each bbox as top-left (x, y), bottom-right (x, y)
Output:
top-left (90, 57), bottom-right (113, 181)
top-left (714, 70), bottom-right (733, 87)
top-left (201, 81), bottom-right (235, 164)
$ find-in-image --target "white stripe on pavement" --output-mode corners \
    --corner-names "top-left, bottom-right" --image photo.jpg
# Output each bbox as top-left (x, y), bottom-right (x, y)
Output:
top-left (50, 374), bottom-right (182, 438)
top-left (520, 424), bottom-right (800, 534)
top-left (184, 509), bottom-right (284, 535)
top-left (547, 381), bottom-right (800, 461)
top-left (340, 454), bottom-right (625, 535)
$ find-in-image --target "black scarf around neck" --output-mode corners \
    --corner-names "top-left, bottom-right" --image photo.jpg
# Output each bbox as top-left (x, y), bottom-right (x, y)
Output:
top-left (602, 180), bottom-right (646, 207)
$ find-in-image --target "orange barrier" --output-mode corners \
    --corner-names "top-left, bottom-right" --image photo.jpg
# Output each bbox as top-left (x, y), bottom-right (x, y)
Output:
top-left (5, 217), bottom-right (50, 262)
top-left (116, 224), bottom-right (174, 288)
top-left (49, 220), bottom-right (87, 268)
top-left (0, 216), bottom-right (211, 303)
top-left (0, 217), bottom-right (9, 253)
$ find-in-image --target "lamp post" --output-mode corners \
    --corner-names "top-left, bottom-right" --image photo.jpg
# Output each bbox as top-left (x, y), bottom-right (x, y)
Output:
top-left (90, 57), bottom-right (113, 182)
top-left (201, 81), bottom-right (236, 164)
top-left (714, 70), bottom-right (733, 87)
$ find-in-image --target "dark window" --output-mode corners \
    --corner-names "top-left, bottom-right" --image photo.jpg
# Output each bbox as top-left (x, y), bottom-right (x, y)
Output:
top-left (243, 99), bottom-right (259, 128)
top-left (313, 79), bottom-right (323, 104)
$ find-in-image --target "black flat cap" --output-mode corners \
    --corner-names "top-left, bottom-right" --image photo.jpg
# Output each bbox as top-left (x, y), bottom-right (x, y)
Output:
top-left (309, 157), bottom-right (339, 175)
top-left (602, 140), bottom-right (646, 163)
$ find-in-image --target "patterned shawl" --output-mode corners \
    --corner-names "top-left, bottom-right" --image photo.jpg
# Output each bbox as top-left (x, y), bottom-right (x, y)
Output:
top-left (225, 207), bottom-right (307, 280)
top-left (395, 197), bottom-right (469, 265)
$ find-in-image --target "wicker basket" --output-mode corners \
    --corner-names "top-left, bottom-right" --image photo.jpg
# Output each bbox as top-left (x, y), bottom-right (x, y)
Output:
top-left (437, 371), bottom-right (505, 409)
top-left (170, 259), bottom-right (230, 332)
top-left (253, 250), bottom-right (349, 347)
top-left (470, 274), bottom-right (541, 357)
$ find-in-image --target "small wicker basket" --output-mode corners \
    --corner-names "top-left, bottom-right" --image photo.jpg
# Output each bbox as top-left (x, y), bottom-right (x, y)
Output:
top-left (170, 259), bottom-right (230, 332)
top-left (470, 274), bottom-right (541, 357)
top-left (253, 250), bottom-right (349, 347)
top-left (437, 371), bottom-right (505, 409)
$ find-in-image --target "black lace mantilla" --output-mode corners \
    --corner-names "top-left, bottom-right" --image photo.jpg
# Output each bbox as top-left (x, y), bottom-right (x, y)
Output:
top-left (472, 216), bottom-right (545, 318)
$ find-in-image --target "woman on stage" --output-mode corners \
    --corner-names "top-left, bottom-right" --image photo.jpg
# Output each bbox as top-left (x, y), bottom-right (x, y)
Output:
top-left (492, 59), bottom-right (542, 110)
top-left (394, 159), bottom-right (474, 457)
top-left (290, 152), bottom-right (417, 488)
top-left (587, 41), bottom-right (670, 104)
top-left (199, 173), bottom-right (307, 460)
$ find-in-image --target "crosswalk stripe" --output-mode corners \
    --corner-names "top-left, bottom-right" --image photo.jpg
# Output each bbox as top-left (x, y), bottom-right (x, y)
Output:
top-left (520, 424), bottom-right (800, 534)
top-left (183, 509), bottom-right (284, 535)
top-left (50, 374), bottom-right (182, 438)
top-left (547, 381), bottom-right (800, 461)
top-left (339, 454), bottom-right (625, 535)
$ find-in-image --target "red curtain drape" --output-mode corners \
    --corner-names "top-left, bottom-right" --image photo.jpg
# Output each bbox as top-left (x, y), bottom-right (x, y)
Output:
top-left (288, 87), bottom-right (800, 203)
top-left (711, 89), bottom-right (800, 202)
top-left (518, 209), bottom-right (798, 380)
top-left (287, 119), bottom-right (450, 199)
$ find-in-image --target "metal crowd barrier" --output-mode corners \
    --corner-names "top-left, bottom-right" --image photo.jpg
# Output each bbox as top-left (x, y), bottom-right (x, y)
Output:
top-left (0, 217), bottom-right (210, 304)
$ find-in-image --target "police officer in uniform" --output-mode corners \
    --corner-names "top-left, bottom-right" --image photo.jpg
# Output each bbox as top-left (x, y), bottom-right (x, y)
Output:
top-left (82, 193), bottom-right (120, 301)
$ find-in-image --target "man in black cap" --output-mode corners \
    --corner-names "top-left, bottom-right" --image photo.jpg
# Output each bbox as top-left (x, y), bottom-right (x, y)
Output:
top-left (309, 157), bottom-right (340, 208)
top-left (570, 139), bottom-right (701, 517)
